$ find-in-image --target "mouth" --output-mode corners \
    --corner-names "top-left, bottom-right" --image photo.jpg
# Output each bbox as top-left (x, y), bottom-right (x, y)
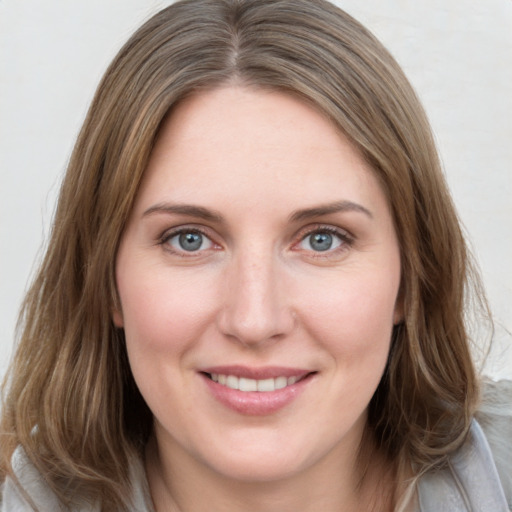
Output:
top-left (198, 365), bottom-right (317, 415)
top-left (202, 372), bottom-right (312, 392)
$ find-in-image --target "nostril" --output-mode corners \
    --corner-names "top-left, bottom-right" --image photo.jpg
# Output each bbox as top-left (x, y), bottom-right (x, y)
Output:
top-left (216, 303), bottom-right (296, 347)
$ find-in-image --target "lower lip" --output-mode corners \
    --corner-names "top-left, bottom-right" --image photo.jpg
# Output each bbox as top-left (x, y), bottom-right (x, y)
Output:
top-left (201, 374), bottom-right (313, 416)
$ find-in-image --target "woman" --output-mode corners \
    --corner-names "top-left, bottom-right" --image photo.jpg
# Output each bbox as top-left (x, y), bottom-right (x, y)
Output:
top-left (1, 0), bottom-right (510, 510)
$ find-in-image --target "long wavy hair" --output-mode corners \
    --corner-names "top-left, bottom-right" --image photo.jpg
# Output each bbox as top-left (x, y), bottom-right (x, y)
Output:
top-left (1, 0), bottom-right (485, 509)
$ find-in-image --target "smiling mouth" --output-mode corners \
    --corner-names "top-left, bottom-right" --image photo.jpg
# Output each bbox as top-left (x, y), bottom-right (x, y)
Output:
top-left (203, 372), bottom-right (313, 392)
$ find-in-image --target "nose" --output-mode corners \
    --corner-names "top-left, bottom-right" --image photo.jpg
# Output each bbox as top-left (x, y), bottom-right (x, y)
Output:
top-left (217, 251), bottom-right (295, 347)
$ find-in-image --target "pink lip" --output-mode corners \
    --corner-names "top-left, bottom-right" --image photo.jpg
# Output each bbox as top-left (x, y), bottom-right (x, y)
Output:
top-left (199, 366), bottom-right (315, 416)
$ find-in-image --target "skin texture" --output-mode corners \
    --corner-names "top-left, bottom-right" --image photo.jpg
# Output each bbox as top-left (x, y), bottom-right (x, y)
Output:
top-left (114, 86), bottom-right (402, 511)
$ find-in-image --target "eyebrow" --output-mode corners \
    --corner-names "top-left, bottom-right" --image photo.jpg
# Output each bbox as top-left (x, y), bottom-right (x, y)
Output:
top-left (142, 200), bottom-right (372, 223)
top-left (142, 203), bottom-right (223, 222)
top-left (289, 200), bottom-right (373, 222)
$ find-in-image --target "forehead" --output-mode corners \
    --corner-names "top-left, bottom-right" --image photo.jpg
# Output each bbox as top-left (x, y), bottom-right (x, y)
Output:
top-left (133, 86), bottom-right (387, 218)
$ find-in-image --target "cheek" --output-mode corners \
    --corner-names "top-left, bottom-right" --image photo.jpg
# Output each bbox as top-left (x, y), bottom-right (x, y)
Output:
top-left (299, 268), bottom-right (399, 361)
top-left (117, 269), bottom-right (219, 355)
top-left (117, 269), bottom-right (221, 416)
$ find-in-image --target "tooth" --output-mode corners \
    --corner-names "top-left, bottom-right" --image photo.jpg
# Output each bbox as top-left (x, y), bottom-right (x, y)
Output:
top-left (226, 375), bottom-right (239, 390)
top-left (257, 378), bottom-right (276, 392)
top-left (275, 376), bottom-right (287, 390)
top-left (239, 378), bottom-right (258, 391)
top-left (213, 374), bottom-right (300, 392)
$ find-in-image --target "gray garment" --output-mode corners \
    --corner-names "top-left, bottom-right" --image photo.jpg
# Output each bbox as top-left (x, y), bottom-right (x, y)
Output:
top-left (0, 453), bottom-right (153, 512)
top-left (2, 383), bottom-right (511, 511)
top-left (417, 420), bottom-right (509, 511)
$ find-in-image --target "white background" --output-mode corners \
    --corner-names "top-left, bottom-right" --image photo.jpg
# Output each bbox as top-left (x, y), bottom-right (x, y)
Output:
top-left (1, 1), bottom-right (511, 381)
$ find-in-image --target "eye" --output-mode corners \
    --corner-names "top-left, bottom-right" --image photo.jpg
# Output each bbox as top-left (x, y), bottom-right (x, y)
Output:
top-left (163, 229), bottom-right (214, 253)
top-left (296, 227), bottom-right (351, 254)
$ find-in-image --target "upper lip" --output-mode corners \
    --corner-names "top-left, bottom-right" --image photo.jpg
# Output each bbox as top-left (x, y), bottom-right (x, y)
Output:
top-left (200, 365), bottom-right (314, 380)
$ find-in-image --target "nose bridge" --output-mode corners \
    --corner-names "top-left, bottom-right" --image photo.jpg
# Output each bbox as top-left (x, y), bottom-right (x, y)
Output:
top-left (218, 245), bottom-right (293, 345)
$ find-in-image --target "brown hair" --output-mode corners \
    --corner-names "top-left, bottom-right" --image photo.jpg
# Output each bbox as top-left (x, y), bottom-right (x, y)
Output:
top-left (1, 0), bottom-right (485, 509)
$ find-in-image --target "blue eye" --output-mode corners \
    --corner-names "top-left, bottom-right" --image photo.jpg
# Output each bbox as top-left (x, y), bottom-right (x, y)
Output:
top-left (166, 231), bottom-right (213, 252)
top-left (299, 230), bottom-right (343, 252)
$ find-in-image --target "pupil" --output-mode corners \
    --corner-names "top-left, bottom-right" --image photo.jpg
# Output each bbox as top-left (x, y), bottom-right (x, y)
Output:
top-left (179, 232), bottom-right (202, 251)
top-left (310, 232), bottom-right (332, 251)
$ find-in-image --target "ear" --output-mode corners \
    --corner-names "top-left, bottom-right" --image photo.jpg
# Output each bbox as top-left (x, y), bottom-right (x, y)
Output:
top-left (112, 307), bottom-right (124, 328)
top-left (393, 302), bottom-right (404, 325)
top-left (393, 284), bottom-right (404, 325)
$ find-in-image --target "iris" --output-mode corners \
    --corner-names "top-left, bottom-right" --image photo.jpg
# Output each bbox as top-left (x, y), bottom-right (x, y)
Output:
top-left (309, 232), bottom-right (333, 251)
top-left (179, 232), bottom-right (203, 251)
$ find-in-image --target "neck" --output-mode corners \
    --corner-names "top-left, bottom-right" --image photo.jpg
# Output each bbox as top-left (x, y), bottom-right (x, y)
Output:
top-left (145, 430), bottom-right (396, 512)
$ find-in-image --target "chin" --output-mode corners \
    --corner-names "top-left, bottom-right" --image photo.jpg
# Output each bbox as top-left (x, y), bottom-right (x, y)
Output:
top-left (207, 455), bottom-right (309, 484)
top-left (195, 432), bottom-right (331, 484)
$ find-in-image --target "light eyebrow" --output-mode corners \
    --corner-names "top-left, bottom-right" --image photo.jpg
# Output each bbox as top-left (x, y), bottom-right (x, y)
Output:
top-left (289, 200), bottom-right (373, 223)
top-left (142, 203), bottom-right (223, 223)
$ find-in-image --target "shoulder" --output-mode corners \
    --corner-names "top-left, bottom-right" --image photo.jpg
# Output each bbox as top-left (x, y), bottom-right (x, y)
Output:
top-left (1, 446), bottom-right (64, 512)
top-left (1, 448), bottom-right (152, 512)
top-left (417, 379), bottom-right (512, 511)
top-left (476, 378), bottom-right (512, 508)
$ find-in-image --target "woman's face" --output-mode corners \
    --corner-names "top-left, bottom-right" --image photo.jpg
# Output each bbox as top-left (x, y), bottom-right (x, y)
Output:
top-left (114, 86), bottom-right (402, 482)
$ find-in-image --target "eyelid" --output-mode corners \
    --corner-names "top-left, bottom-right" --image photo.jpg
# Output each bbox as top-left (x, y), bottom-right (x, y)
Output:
top-left (157, 222), bottom-right (354, 258)
top-left (159, 224), bottom-right (221, 256)
top-left (291, 224), bottom-right (354, 255)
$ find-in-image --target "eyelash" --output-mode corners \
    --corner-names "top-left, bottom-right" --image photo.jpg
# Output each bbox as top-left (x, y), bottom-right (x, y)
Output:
top-left (293, 225), bottom-right (354, 257)
top-left (158, 224), bottom-right (354, 257)
top-left (159, 226), bottom-right (218, 257)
